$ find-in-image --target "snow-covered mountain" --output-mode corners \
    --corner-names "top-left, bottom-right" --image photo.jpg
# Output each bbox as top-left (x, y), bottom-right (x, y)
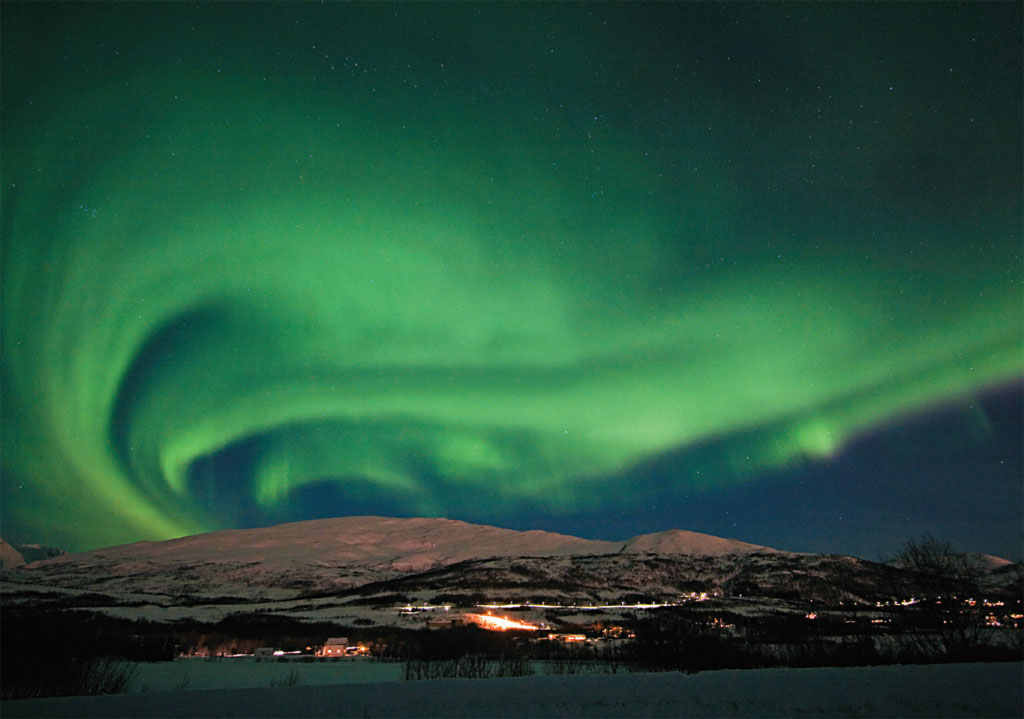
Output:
top-left (38, 516), bottom-right (773, 568)
top-left (2, 516), bottom-right (1016, 627)
top-left (95, 515), bottom-right (627, 570)
top-left (0, 538), bottom-right (26, 570)
top-left (0, 517), bottom-right (776, 598)
top-left (620, 529), bottom-right (776, 557)
top-left (11, 542), bottom-right (66, 563)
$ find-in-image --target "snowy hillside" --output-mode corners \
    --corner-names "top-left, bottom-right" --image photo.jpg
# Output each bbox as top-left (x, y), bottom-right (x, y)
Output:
top-left (0, 516), bottom-right (776, 599)
top-left (2, 516), bottom-right (1016, 628)
top-left (104, 516), bottom-right (625, 568)
top-left (0, 539), bottom-right (26, 570)
top-left (2, 662), bottom-right (1021, 718)
top-left (620, 529), bottom-right (778, 556)
top-left (17, 516), bottom-right (775, 569)
top-left (362, 551), bottom-right (948, 607)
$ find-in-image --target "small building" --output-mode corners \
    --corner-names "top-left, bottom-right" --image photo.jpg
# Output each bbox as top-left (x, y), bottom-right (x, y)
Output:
top-left (317, 637), bottom-right (349, 657)
top-left (254, 647), bottom-right (277, 657)
top-left (544, 633), bottom-right (587, 643)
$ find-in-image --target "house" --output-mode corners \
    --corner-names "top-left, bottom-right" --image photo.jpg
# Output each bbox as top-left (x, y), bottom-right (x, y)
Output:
top-left (317, 637), bottom-right (349, 657)
top-left (543, 633), bottom-right (587, 643)
top-left (254, 647), bottom-right (277, 657)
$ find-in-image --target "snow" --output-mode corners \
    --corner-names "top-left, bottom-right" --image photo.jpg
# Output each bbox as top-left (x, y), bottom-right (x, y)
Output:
top-left (968, 553), bottom-right (1015, 572)
top-left (621, 529), bottom-right (778, 557)
top-left (0, 538), bottom-right (26, 570)
top-left (14, 516), bottom-right (775, 579)
top-left (128, 658), bottom-right (402, 693)
top-left (2, 516), bottom-right (786, 604)
top-left (3, 662), bottom-right (1020, 718)
top-left (56, 516), bottom-right (625, 568)
top-left (4, 516), bottom-right (1016, 631)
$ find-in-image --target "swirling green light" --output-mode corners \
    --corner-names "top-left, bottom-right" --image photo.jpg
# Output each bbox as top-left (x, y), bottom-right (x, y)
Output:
top-left (1, 3), bottom-right (1020, 550)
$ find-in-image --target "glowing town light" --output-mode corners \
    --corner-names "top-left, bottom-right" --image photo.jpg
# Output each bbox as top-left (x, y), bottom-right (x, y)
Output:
top-left (464, 613), bottom-right (539, 631)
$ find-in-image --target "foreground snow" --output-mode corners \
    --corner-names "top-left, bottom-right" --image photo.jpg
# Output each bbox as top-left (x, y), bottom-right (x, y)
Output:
top-left (3, 662), bottom-right (1020, 718)
top-left (125, 657), bottom-right (653, 692)
top-left (128, 657), bottom-right (403, 692)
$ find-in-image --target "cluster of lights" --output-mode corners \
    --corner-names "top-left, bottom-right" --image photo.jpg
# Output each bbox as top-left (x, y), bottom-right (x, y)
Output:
top-left (875, 598), bottom-right (921, 607)
top-left (399, 604), bottom-right (453, 614)
top-left (464, 613), bottom-right (539, 631)
top-left (543, 633), bottom-right (587, 643)
top-left (477, 593), bottom-right (711, 612)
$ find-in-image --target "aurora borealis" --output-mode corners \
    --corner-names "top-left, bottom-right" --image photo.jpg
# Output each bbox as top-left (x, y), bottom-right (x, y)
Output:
top-left (1, 2), bottom-right (1021, 558)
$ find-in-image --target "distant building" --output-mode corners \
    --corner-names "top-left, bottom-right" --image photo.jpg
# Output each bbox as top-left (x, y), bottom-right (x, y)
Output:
top-left (254, 647), bottom-right (276, 657)
top-left (544, 633), bottom-right (587, 643)
top-left (317, 637), bottom-right (349, 657)
top-left (427, 616), bottom-right (467, 629)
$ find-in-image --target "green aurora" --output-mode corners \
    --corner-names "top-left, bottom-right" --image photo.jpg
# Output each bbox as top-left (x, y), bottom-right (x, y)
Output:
top-left (1, 3), bottom-right (1021, 552)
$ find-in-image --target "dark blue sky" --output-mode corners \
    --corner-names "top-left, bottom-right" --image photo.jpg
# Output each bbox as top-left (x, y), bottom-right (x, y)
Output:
top-left (2, 3), bottom-right (1021, 559)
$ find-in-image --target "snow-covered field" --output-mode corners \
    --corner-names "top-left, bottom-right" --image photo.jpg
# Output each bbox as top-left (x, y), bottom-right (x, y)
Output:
top-left (3, 661), bottom-right (1020, 718)
top-left (128, 657), bottom-right (403, 693)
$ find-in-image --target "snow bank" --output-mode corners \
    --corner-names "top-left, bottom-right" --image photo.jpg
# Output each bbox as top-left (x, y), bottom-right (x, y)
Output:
top-left (127, 657), bottom-right (402, 693)
top-left (3, 662), bottom-right (1020, 718)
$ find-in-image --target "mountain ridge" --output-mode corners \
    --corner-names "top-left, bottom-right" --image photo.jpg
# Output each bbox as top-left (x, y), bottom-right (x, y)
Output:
top-left (0, 516), bottom-right (786, 602)
top-left (15, 515), bottom-right (780, 572)
top-left (2, 516), bottom-right (1019, 628)
top-left (0, 538), bottom-right (26, 570)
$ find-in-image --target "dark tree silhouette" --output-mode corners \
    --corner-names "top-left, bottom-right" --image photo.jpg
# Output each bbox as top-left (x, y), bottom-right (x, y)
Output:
top-left (891, 534), bottom-right (978, 589)
top-left (892, 534), bottom-right (986, 659)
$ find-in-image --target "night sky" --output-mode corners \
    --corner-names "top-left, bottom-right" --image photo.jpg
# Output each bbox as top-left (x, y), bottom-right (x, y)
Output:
top-left (1, 3), bottom-right (1021, 560)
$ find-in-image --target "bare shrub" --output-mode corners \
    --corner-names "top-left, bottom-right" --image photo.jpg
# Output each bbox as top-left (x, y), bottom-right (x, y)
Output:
top-left (269, 669), bottom-right (302, 687)
top-left (2, 657), bottom-right (137, 700)
top-left (403, 654), bottom-right (532, 680)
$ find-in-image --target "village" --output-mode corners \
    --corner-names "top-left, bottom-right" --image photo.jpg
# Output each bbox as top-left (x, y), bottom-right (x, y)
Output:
top-left (3, 578), bottom-right (1022, 701)
top-left (170, 588), bottom-right (1023, 663)
top-left (183, 610), bottom-right (637, 660)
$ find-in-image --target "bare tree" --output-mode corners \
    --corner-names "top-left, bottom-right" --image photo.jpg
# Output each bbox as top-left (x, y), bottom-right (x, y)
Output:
top-left (891, 534), bottom-right (977, 589)
top-left (892, 534), bottom-right (984, 659)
